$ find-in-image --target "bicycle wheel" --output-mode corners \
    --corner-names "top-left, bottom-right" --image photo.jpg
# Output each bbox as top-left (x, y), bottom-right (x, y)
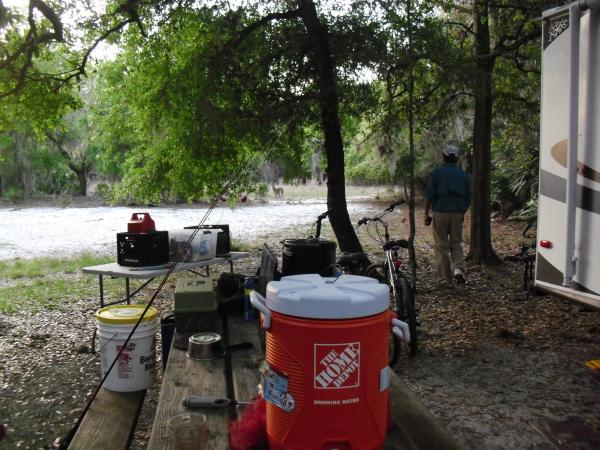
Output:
top-left (388, 329), bottom-right (401, 366)
top-left (396, 277), bottom-right (418, 356)
top-left (364, 263), bottom-right (386, 283)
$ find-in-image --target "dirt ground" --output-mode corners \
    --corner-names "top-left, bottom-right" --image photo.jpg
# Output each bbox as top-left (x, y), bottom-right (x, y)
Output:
top-left (0, 204), bottom-right (599, 449)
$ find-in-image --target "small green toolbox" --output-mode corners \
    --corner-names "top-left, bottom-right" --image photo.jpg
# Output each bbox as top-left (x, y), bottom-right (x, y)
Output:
top-left (174, 278), bottom-right (218, 333)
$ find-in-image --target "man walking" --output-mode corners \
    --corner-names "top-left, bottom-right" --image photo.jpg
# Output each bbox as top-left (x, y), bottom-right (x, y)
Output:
top-left (424, 144), bottom-right (470, 285)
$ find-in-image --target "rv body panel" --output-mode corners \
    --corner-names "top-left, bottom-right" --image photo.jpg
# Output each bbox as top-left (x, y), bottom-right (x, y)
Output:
top-left (537, 4), bottom-right (600, 309)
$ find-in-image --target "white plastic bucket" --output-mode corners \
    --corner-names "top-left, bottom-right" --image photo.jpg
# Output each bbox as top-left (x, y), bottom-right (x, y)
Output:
top-left (96, 305), bottom-right (158, 392)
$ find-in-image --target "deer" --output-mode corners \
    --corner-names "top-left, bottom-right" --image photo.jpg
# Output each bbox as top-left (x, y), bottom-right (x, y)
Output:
top-left (271, 183), bottom-right (284, 199)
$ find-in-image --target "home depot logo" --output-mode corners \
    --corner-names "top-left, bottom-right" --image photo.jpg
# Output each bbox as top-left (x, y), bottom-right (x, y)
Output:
top-left (314, 342), bottom-right (360, 389)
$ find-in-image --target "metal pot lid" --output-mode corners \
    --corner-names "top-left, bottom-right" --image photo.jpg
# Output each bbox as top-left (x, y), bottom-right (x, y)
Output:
top-left (265, 274), bottom-right (390, 319)
top-left (189, 332), bottom-right (221, 345)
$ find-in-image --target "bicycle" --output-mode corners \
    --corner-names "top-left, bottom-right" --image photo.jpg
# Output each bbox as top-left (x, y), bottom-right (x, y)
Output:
top-left (310, 202), bottom-right (417, 365)
top-left (504, 219), bottom-right (537, 296)
top-left (353, 201), bottom-right (418, 361)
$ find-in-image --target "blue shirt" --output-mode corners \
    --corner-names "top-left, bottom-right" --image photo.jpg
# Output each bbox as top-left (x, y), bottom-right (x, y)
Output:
top-left (426, 163), bottom-right (471, 212)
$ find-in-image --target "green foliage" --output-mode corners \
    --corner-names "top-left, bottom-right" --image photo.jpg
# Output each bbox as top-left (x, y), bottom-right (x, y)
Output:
top-left (0, 124), bottom-right (80, 197)
top-left (0, 21), bottom-right (80, 134)
top-left (93, 4), bottom-right (384, 202)
top-left (509, 197), bottom-right (538, 221)
top-left (346, 144), bottom-right (392, 184)
top-left (490, 34), bottom-right (541, 217)
top-left (96, 182), bottom-right (110, 199)
top-left (2, 186), bottom-right (23, 202)
top-left (92, 8), bottom-right (293, 202)
top-left (89, 61), bottom-right (139, 181)
top-left (0, 0), bottom-right (547, 219)
top-left (31, 148), bottom-right (74, 193)
top-left (344, 117), bottom-right (395, 184)
top-left (358, 1), bottom-right (465, 189)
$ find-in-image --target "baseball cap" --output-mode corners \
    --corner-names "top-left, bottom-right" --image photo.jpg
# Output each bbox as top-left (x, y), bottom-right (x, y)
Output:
top-left (443, 144), bottom-right (459, 157)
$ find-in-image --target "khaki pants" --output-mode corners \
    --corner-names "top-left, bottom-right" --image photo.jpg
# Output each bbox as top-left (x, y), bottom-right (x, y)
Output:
top-left (432, 211), bottom-right (465, 283)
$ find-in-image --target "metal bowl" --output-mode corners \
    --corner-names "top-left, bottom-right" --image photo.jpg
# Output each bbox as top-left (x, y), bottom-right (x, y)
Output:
top-left (187, 332), bottom-right (225, 360)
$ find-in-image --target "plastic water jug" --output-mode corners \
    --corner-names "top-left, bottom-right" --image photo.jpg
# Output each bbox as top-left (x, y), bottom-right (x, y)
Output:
top-left (127, 213), bottom-right (156, 233)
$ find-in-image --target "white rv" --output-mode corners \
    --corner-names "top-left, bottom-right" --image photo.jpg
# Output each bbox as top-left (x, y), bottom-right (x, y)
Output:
top-left (536, 0), bottom-right (600, 309)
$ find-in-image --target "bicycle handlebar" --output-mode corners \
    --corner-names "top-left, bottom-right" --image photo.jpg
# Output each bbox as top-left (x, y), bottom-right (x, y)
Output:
top-left (358, 216), bottom-right (382, 227)
top-left (311, 209), bottom-right (333, 238)
top-left (357, 199), bottom-right (403, 227)
top-left (384, 200), bottom-right (404, 212)
top-left (318, 209), bottom-right (332, 221)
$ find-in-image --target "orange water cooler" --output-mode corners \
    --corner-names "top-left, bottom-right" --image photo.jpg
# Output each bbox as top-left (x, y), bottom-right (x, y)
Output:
top-left (251, 274), bottom-right (404, 450)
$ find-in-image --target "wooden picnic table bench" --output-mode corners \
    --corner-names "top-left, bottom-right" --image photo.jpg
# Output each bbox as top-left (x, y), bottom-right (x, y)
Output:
top-left (67, 388), bottom-right (145, 449)
top-left (148, 315), bottom-right (462, 450)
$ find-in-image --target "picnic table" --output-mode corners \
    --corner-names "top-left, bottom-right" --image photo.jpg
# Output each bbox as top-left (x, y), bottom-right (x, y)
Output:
top-left (82, 252), bottom-right (250, 307)
top-left (148, 315), bottom-right (462, 450)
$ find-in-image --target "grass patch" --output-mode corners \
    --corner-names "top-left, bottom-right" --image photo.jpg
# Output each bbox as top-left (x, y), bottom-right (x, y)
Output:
top-left (230, 239), bottom-right (257, 253)
top-left (0, 252), bottom-right (111, 280)
top-left (0, 253), bottom-right (116, 315)
top-left (0, 277), bottom-right (106, 314)
top-left (0, 275), bottom-right (142, 315)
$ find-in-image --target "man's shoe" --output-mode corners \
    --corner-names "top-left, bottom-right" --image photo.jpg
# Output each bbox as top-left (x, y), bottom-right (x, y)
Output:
top-left (454, 268), bottom-right (466, 284)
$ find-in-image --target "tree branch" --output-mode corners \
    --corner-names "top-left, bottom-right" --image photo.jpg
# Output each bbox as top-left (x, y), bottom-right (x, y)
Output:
top-left (490, 26), bottom-right (540, 59)
top-left (507, 51), bottom-right (540, 75)
top-left (1, 0), bottom-right (149, 98)
top-left (429, 91), bottom-right (473, 124)
top-left (0, 0), bottom-right (66, 98)
top-left (488, 2), bottom-right (528, 11)
top-left (114, 0), bottom-right (147, 37)
top-left (45, 131), bottom-right (81, 173)
top-left (440, 1), bottom-right (472, 15)
top-left (31, 0), bottom-right (63, 41)
top-left (445, 20), bottom-right (475, 36)
top-left (499, 91), bottom-right (539, 110)
top-left (224, 9), bottom-right (301, 51)
top-left (61, 18), bottom-right (136, 84)
top-left (0, 0), bottom-right (8, 28)
top-left (415, 81), bottom-right (443, 105)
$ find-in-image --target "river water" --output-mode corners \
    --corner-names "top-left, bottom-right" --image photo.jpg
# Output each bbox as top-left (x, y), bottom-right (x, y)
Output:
top-left (0, 199), bottom-right (379, 260)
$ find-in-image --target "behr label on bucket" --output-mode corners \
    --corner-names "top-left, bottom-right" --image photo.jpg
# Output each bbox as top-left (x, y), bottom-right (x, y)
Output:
top-left (117, 343), bottom-right (135, 379)
top-left (313, 342), bottom-right (360, 389)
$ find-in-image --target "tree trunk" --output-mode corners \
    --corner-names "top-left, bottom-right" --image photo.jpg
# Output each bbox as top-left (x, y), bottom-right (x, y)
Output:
top-left (64, 160), bottom-right (87, 196)
top-left (469, 0), bottom-right (499, 265)
top-left (14, 131), bottom-right (35, 196)
top-left (46, 131), bottom-right (88, 196)
top-left (298, 0), bottom-right (362, 253)
top-left (76, 167), bottom-right (87, 196)
top-left (406, 0), bottom-right (418, 289)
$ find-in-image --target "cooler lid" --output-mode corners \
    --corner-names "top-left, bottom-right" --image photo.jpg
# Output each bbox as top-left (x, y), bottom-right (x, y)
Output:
top-left (265, 274), bottom-right (389, 319)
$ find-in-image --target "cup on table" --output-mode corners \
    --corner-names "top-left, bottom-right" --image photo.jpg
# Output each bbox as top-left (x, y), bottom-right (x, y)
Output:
top-left (167, 411), bottom-right (208, 449)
